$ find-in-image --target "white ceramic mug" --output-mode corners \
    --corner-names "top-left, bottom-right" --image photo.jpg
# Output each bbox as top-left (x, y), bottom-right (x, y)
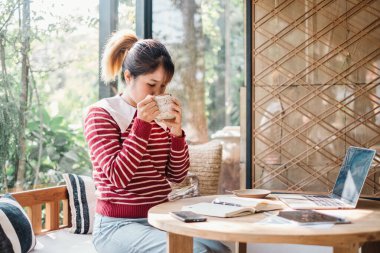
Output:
top-left (154, 94), bottom-right (175, 120)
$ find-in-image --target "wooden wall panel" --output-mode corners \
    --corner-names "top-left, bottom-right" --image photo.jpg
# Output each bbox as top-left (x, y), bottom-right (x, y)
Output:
top-left (252, 0), bottom-right (380, 196)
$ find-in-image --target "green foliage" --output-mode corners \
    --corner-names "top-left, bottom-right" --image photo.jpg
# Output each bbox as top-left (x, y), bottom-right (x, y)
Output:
top-left (0, 0), bottom-right (21, 191)
top-left (25, 107), bottom-right (92, 188)
top-left (165, 0), bottom-right (244, 139)
top-left (202, 0), bottom-right (244, 133)
top-left (0, 0), bottom-right (98, 193)
top-left (0, 93), bottom-right (19, 190)
top-left (202, 0), bottom-right (224, 134)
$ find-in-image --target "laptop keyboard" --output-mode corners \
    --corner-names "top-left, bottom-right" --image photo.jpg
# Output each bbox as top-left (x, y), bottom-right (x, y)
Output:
top-left (305, 195), bottom-right (346, 207)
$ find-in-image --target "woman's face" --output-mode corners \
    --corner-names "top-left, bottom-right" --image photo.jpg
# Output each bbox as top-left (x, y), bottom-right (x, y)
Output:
top-left (125, 65), bottom-right (168, 104)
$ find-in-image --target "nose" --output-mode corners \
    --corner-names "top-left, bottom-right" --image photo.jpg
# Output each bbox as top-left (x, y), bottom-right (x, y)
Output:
top-left (152, 90), bottom-right (161, 96)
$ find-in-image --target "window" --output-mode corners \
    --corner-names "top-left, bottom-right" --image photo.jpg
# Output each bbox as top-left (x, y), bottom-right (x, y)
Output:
top-left (152, 0), bottom-right (244, 192)
top-left (0, 0), bottom-right (244, 194)
top-left (0, 0), bottom-right (101, 192)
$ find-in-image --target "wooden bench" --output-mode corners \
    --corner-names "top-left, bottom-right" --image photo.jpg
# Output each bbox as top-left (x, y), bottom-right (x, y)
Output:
top-left (7, 186), bottom-right (96, 253)
top-left (11, 185), bottom-right (71, 235)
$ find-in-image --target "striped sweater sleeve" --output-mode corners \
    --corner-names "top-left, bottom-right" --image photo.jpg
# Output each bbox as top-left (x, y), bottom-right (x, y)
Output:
top-left (84, 107), bottom-right (152, 188)
top-left (166, 134), bottom-right (190, 183)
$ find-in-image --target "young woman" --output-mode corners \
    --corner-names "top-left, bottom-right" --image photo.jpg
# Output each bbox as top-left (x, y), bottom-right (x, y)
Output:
top-left (84, 30), bottom-right (230, 253)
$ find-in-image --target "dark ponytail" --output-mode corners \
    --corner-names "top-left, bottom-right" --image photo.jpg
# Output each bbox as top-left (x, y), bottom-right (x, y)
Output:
top-left (101, 30), bottom-right (138, 83)
top-left (101, 30), bottom-right (174, 84)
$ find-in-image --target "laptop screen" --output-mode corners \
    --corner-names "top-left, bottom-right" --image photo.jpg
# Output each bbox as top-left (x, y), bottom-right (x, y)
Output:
top-left (332, 147), bottom-right (376, 205)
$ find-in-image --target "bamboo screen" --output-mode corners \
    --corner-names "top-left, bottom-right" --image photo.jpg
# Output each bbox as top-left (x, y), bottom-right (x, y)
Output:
top-left (252, 0), bottom-right (380, 196)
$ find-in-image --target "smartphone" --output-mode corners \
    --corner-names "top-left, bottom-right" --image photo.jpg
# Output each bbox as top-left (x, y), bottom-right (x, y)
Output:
top-left (170, 211), bottom-right (207, 222)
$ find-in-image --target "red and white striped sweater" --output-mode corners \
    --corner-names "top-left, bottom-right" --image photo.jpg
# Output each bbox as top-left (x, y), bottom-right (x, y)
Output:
top-left (84, 95), bottom-right (189, 218)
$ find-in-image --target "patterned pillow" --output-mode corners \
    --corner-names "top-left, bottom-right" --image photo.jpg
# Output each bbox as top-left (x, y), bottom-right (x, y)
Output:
top-left (62, 173), bottom-right (96, 234)
top-left (0, 194), bottom-right (36, 253)
top-left (170, 140), bottom-right (223, 195)
top-left (187, 140), bottom-right (222, 195)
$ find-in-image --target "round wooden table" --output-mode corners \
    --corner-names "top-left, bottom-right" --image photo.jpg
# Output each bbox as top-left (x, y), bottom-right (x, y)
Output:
top-left (148, 195), bottom-right (380, 253)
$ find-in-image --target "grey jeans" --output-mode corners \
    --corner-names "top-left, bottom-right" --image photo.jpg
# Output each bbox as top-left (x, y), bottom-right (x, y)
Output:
top-left (92, 213), bottom-right (231, 253)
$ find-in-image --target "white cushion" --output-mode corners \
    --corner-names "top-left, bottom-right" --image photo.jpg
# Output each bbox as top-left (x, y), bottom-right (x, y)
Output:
top-left (62, 173), bottom-right (96, 234)
top-left (32, 228), bottom-right (96, 253)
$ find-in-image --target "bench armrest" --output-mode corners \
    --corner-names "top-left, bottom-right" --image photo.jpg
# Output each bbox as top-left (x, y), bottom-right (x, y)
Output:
top-left (10, 186), bottom-right (71, 235)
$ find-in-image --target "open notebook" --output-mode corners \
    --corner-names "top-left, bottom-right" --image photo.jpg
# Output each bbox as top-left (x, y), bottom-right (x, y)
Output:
top-left (182, 196), bottom-right (283, 218)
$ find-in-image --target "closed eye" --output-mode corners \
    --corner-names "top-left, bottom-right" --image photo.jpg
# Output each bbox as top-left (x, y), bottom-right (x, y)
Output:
top-left (147, 83), bottom-right (155, 87)
top-left (160, 84), bottom-right (167, 91)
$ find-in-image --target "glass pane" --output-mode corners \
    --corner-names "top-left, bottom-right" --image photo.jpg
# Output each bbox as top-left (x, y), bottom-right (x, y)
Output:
top-left (152, 0), bottom-right (244, 193)
top-left (119, 0), bottom-right (136, 32)
top-left (0, 0), bottom-right (120, 193)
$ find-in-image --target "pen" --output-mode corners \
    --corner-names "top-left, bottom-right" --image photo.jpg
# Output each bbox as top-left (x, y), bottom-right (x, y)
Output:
top-left (212, 201), bottom-right (242, 207)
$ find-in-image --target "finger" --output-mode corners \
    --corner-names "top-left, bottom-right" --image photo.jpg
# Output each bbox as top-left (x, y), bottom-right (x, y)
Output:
top-left (171, 105), bottom-right (181, 113)
top-left (152, 111), bottom-right (160, 119)
top-left (146, 106), bottom-right (160, 116)
top-left (138, 95), bottom-right (154, 106)
top-left (162, 120), bottom-right (176, 128)
top-left (171, 97), bottom-right (181, 107)
top-left (138, 100), bottom-right (158, 113)
top-left (169, 111), bottom-right (181, 123)
top-left (145, 100), bottom-right (159, 111)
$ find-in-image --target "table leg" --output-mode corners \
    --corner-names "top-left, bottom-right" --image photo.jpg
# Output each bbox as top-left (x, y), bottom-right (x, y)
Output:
top-left (167, 232), bottom-right (193, 253)
top-left (235, 242), bottom-right (247, 253)
top-left (362, 241), bottom-right (380, 253)
top-left (333, 243), bottom-right (359, 253)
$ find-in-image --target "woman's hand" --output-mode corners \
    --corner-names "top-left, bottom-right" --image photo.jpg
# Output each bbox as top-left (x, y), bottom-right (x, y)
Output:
top-left (136, 95), bottom-right (160, 122)
top-left (163, 97), bottom-right (183, 137)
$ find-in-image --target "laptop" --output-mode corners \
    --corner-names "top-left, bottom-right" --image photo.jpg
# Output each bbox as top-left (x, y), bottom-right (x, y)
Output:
top-left (277, 146), bottom-right (376, 209)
